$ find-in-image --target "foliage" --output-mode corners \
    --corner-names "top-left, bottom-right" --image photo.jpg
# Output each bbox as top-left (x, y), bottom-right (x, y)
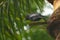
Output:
top-left (0, 0), bottom-right (54, 40)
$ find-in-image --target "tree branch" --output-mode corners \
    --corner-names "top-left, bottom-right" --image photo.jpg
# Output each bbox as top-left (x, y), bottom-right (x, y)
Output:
top-left (29, 21), bottom-right (47, 26)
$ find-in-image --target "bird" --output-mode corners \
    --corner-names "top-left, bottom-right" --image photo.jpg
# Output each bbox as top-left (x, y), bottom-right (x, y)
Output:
top-left (25, 13), bottom-right (45, 21)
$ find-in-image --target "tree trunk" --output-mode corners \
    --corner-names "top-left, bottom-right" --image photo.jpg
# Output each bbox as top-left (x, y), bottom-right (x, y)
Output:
top-left (52, 0), bottom-right (60, 40)
top-left (48, 0), bottom-right (60, 40)
top-left (53, 1), bottom-right (60, 40)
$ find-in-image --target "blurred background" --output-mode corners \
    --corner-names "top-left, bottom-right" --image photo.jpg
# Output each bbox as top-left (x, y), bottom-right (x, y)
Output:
top-left (0, 0), bottom-right (54, 40)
